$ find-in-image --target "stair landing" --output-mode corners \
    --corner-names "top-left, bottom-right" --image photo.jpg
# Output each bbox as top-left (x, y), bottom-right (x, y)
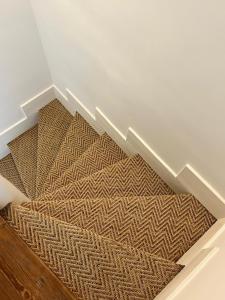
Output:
top-left (0, 216), bottom-right (75, 300)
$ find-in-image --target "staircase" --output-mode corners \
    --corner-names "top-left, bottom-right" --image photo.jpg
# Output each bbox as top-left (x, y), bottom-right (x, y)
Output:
top-left (0, 99), bottom-right (216, 299)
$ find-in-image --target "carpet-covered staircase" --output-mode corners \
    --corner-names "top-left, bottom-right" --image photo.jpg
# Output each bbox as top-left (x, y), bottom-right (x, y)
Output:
top-left (0, 100), bottom-right (216, 299)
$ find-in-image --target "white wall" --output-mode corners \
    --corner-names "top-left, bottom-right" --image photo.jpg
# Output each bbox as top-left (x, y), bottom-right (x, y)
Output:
top-left (0, 0), bottom-right (51, 132)
top-left (30, 0), bottom-right (225, 199)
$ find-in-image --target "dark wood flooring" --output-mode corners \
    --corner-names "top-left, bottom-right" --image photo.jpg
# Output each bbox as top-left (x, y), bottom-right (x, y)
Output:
top-left (0, 216), bottom-right (76, 300)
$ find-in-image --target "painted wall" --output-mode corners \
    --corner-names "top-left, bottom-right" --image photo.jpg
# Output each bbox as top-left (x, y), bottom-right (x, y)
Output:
top-left (0, 0), bottom-right (51, 132)
top-left (29, 0), bottom-right (225, 198)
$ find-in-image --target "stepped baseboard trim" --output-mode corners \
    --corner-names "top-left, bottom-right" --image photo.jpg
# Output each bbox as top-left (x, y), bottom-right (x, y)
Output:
top-left (65, 87), bottom-right (225, 219)
top-left (155, 247), bottom-right (219, 300)
top-left (53, 85), bottom-right (77, 116)
top-left (0, 85), bottom-right (223, 298)
top-left (1, 85), bottom-right (225, 219)
top-left (61, 86), bottom-right (225, 298)
top-left (0, 85), bottom-right (56, 159)
top-left (66, 89), bottom-right (104, 135)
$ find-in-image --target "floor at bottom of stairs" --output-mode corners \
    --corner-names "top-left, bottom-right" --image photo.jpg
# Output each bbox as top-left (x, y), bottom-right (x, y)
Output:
top-left (0, 216), bottom-right (75, 300)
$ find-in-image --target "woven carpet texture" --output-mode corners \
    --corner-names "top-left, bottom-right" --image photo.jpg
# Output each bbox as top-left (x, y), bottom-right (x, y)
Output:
top-left (0, 99), bottom-right (217, 300)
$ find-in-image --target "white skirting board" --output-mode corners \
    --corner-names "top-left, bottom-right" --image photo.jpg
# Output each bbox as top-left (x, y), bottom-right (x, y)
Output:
top-left (64, 87), bottom-right (225, 299)
top-left (0, 85), bottom-right (56, 158)
top-left (1, 84), bottom-right (225, 219)
top-left (65, 87), bottom-right (225, 220)
top-left (0, 84), bottom-right (225, 298)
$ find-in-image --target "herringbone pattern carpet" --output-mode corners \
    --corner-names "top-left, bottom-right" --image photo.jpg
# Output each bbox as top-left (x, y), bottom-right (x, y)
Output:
top-left (42, 113), bottom-right (99, 193)
top-left (46, 133), bottom-right (127, 193)
top-left (3, 205), bottom-right (183, 300)
top-left (37, 155), bottom-right (175, 202)
top-left (22, 195), bottom-right (216, 262)
top-left (0, 154), bottom-right (26, 195)
top-left (0, 99), bottom-right (217, 299)
top-left (9, 125), bottom-right (38, 199)
top-left (36, 99), bottom-right (73, 196)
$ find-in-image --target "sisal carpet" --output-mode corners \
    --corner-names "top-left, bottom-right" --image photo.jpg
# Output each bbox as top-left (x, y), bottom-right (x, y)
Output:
top-left (36, 99), bottom-right (73, 197)
top-left (0, 154), bottom-right (26, 195)
top-left (0, 99), bottom-right (217, 299)
top-left (3, 204), bottom-right (183, 300)
top-left (42, 112), bottom-right (99, 193)
top-left (46, 133), bottom-right (127, 193)
top-left (21, 195), bottom-right (216, 262)
top-left (9, 125), bottom-right (38, 199)
top-left (36, 155), bottom-right (175, 202)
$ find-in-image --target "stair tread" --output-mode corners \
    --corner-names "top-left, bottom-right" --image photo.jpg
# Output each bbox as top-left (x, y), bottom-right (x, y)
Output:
top-left (46, 133), bottom-right (127, 193)
top-left (42, 112), bottom-right (99, 193)
top-left (8, 125), bottom-right (38, 199)
top-left (0, 154), bottom-right (26, 195)
top-left (4, 205), bottom-right (183, 300)
top-left (0, 99), bottom-right (218, 299)
top-left (36, 100), bottom-right (73, 197)
top-left (37, 154), bottom-right (175, 202)
top-left (21, 194), bottom-right (216, 262)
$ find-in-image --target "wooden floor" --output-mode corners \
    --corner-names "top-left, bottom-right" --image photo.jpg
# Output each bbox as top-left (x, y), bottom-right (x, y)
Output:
top-left (0, 216), bottom-right (75, 300)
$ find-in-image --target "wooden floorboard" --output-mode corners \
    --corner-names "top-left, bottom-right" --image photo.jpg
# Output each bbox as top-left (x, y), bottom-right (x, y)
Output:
top-left (0, 268), bottom-right (23, 300)
top-left (0, 216), bottom-right (76, 300)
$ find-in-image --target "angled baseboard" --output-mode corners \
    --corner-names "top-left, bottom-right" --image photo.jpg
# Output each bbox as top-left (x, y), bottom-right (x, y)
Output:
top-left (1, 84), bottom-right (224, 299)
top-left (65, 87), bottom-right (225, 220)
top-left (0, 85), bottom-right (56, 158)
top-left (1, 84), bottom-right (225, 219)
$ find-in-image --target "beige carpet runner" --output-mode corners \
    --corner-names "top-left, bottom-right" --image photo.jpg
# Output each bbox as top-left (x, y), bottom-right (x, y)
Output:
top-left (0, 99), bottom-right (217, 299)
top-left (0, 154), bottom-right (26, 195)
top-left (36, 155), bottom-right (175, 202)
top-left (36, 100), bottom-right (73, 196)
top-left (42, 112), bottom-right (99, 193)
top-left (9, 125), bottom-right (38, 199)
top-left (46, 133), bottom-right (127, 193)
top-left (3, 204), bottom-right (183, 300)
top-left (20, 195), bottom-right (215, 262)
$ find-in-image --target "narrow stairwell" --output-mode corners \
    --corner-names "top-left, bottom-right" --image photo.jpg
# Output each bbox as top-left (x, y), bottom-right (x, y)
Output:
top-left (0, 99), bottom-right (216, 299)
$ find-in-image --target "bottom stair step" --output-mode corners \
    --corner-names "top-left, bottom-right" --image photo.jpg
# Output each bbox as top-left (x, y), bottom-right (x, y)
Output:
top-left (20, 194), bottom-right (216, 262)
top-left (0, 216), bottom-right (75, 300)
top-left (3, 204), bottom-right (183, 300)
